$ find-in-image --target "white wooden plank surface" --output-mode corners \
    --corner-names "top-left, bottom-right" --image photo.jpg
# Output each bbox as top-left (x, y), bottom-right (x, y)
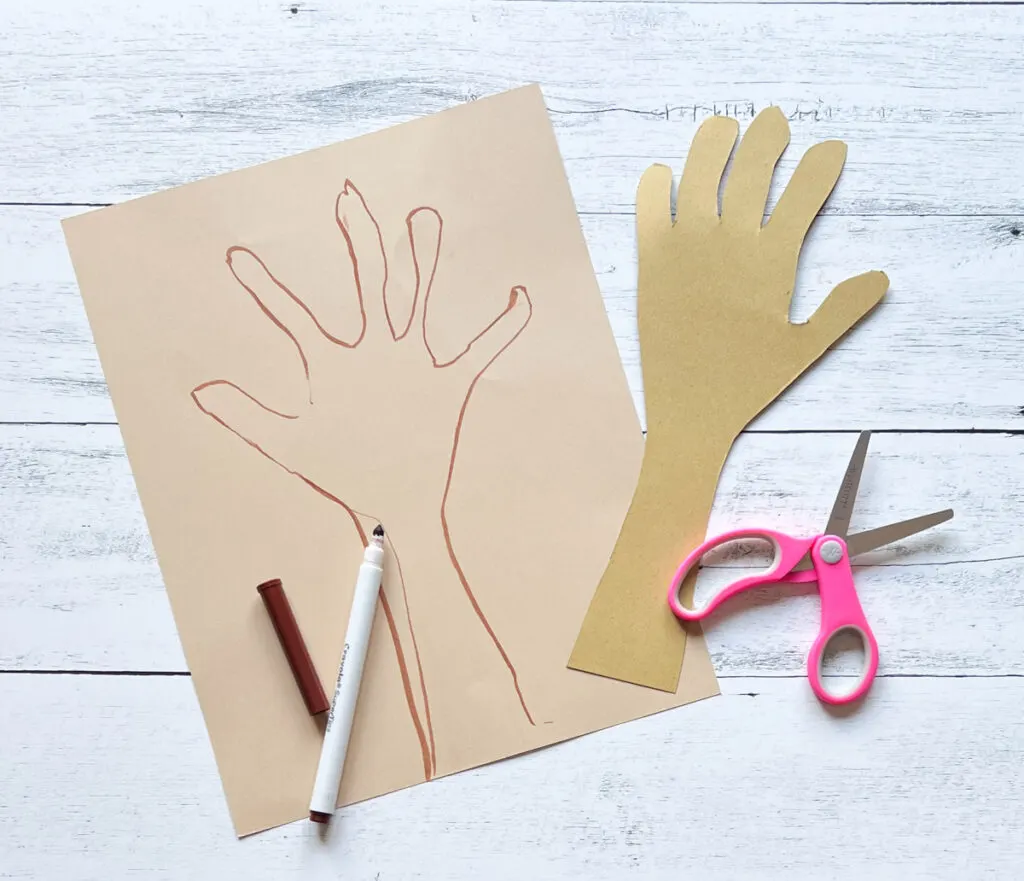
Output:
top-left (4, 208), bottom-right (1024, 428)
top-left (3, 427), bottom-right (1020, 677)
top-left (1, 2), bottom-right (1023, 215)
top-left (3, 0), bottom-right (1023, 875)
top-left (2, 673), bottom-right (1022, 879)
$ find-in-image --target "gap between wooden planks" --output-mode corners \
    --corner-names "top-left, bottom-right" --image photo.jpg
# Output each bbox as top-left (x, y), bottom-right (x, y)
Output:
top-left (1, 2), bottom-right (1023, 215)
top-left (2, 427), bottom-right (1021, 677)
top-left (2, 208), bottom-right (1023, 429)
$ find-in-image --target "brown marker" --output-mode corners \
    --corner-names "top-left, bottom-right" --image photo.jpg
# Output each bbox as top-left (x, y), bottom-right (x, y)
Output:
top-left (257, 578), bottom-right (330, 716)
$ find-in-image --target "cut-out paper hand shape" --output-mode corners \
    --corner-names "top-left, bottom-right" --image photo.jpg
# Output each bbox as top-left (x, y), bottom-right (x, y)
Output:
top-left (569, 107), bottom-right (889, 692)
top-left (193, 180), bottom-right (534, 776)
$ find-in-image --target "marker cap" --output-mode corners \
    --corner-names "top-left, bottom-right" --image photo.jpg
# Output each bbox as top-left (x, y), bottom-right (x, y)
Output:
top-left (257, 578), bottom-right (330, 716)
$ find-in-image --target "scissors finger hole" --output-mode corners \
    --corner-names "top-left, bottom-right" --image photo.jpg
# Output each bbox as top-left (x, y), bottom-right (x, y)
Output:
top-left (691, 536), bottom-right (780, 613)
top-left (817, 626), bottom-right (869, 701)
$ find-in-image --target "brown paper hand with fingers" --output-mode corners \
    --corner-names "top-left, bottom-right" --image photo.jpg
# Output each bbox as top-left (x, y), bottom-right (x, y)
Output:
top-left (569, 107), bottom-right (889, 691)
top-left (193, 180), bottom-right (535, 777)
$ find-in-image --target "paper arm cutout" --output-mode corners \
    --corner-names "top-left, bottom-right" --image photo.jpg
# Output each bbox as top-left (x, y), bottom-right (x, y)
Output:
top-left (568, 108), bottom-right (888, 691)
top-left (193, 180), bottom-right (535, 776)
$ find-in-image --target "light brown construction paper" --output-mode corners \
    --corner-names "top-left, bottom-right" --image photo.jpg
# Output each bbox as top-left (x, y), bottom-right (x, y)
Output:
top-left (569, 107), bottom-right (889, 692)
top-left (62, 86), bottom-right (719, 837)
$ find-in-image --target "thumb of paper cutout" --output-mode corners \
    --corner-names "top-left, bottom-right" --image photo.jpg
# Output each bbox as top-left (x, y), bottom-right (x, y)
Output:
top-left (568, 107), bottom-right (888, 692)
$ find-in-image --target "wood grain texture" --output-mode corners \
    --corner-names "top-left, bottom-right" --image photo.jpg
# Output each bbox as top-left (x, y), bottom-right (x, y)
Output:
top-left (3, 426), bottom-right (1020, 676)
top-left (2, 673), bottom-right (1022, 879)
top-left (1, 2), bottom-right (1023, 215)
top-left (2, 0), bottom-right (1024, 873)
top-left (4, 208), bottom-right (1024, 428)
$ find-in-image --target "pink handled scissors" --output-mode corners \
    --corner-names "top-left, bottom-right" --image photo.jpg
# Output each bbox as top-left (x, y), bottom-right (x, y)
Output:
top-left (668, 432), bottom-right (953, 705)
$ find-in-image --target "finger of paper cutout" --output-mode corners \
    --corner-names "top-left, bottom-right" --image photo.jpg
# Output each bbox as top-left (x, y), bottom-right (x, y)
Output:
top-left (636, 163), bottom-right (673, 231)
top-left (796, 270), bottom-right (889, 355)
top-left (676, 115), bottom-right (738, 225)
top-left (766, 140), bottom-right (847, 259)
top-left (721, 106), bottom-right (789, 230)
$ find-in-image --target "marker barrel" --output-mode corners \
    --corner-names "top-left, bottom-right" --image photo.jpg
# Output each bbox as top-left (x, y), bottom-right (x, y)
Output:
top-left (308, 540), bottom-right (384, 822)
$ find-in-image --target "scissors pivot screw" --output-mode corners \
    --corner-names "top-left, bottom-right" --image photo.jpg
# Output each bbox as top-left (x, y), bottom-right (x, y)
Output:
top-left (819, 540), bottom-right (844, 564)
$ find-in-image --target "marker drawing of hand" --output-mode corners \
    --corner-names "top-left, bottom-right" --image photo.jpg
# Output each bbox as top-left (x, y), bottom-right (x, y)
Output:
top-left (192, 180), bottom-right (534, 778)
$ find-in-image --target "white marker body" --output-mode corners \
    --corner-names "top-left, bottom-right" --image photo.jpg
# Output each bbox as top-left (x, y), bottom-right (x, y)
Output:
top-left (308, 538), bottom-right (384, 819)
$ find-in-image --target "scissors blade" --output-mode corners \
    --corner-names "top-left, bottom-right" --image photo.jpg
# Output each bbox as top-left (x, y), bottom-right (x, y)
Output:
top-left (823, 431), bottom-right (871, 540)
top-left (791, 508), bottom-right (953, 572)
top-left (792, 431), bottom-right (872, 572)
top-left (845, 509), bottom-right (954, 558)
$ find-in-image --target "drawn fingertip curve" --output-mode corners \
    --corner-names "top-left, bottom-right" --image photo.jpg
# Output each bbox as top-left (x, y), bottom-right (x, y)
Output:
top-left (190, 380), bottom-right (225, 414)
top-left (509, 284), bottom-right (530, 307)
top-left (226, 246), bottom-right (261, 275)
top-left (335, 191), bottom-right (349, 226)
top-left (342, 179), bottom-right (369, 202)
top-left (408, 205), bottom-right (442, 228)
top-left (225, 245), bottom-right (248, 265)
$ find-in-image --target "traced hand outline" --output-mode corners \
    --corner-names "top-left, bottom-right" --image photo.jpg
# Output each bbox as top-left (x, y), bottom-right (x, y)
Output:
top-left (192, 180), bottom-right (535, 778)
